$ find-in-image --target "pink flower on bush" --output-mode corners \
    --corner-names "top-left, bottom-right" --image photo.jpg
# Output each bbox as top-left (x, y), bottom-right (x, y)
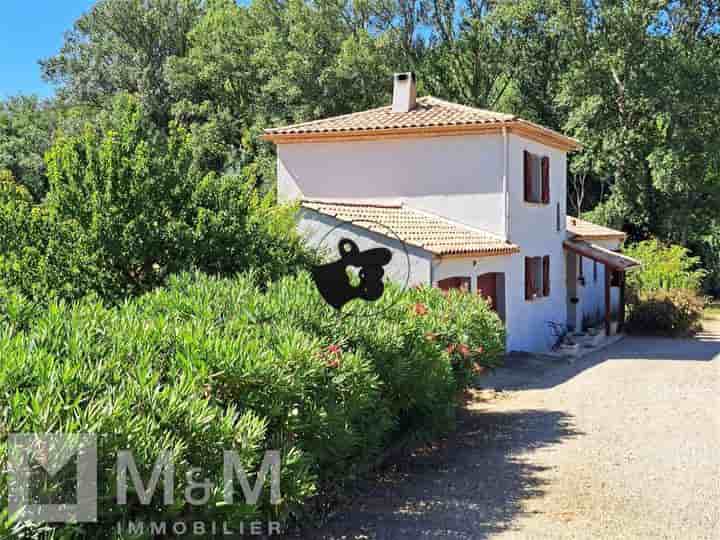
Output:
top-left (324, 344), bottom-right (342, 368)
top-left (457, 344), bottom-right (471, 358)
top-left (327, 358), bottom-right (340, 369)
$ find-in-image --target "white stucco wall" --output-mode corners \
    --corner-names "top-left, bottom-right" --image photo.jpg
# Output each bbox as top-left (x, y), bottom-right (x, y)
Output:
top-left (277, 135), bottom-right (506, 235)
top-left (504, 134), bottom-right (568, 351)
top-left (432, 248), bottom-right (569, 353)
top-left (568, 248), bottom-right (623, 331)
top-left (277, 131), bottom-right (572, 353)
top-left (579, 257), bottom-right (607, 326)
top-left (578, 257), bottom-right (622, 326)
top-left (433, 255), bottom-right (518, 350)
top-left (297, 210), bottom-right (432, 287)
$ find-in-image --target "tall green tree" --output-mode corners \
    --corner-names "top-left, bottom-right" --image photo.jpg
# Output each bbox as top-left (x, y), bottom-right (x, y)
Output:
top-left (557, 1), bottom-right (720, 236)
top-left (167, 0), bottom-right (400, 183)
top-left (0, 94), bottom-right (312, 302)
top-left (41, 0), bottom-right (204, 126)
top-left (0, 96), bottom-right (57, 200)
top-left (19, 0), bottom-right (720, 294)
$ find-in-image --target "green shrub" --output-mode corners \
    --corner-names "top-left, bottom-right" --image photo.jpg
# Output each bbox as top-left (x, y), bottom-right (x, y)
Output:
top-left (625, 289), bottom-right (705, 336)
top-left (622, 240), bottom-right (709, 336)
top-left (0, 198), bottom-right (120, 301)
top-left (623, 239), bottom-right (706, 293)
top-left (0, 169), bottom-right (33, 203)
top-left (0, 94), bottom-right (313, 304)
top-left (691, 226), bottom-right (720, 295)
top-left (0, 271), bottom-right (504, 538)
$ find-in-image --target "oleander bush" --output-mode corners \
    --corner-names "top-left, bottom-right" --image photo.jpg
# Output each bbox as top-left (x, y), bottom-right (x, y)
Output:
top-left (0, 271), bottom-right (504, 538)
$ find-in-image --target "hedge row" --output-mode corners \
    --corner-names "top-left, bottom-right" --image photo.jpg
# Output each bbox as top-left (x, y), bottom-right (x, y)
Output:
top-left (0, 271), bottom-right (505, 538)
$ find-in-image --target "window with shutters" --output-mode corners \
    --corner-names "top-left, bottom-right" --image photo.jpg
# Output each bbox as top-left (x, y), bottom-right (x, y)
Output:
top-left (525, 256), bottom-right (550, 300)
top-left (437, 276), bottom-right (471, 292)
top-left (523, 151), bottom-right (550, 204)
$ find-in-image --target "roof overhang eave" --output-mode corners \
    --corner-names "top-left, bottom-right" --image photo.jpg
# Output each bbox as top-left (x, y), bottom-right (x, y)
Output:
top-left (563, 240), bottom-right (641, 272)
top-left (572, 233), bottom-right (627, 242)
top-left (262, 122), bottom-right (581, 152)
top-left (432, 247), bottom-right (521, 259)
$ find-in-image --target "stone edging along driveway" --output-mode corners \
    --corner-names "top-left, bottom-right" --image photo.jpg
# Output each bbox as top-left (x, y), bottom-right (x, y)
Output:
top-left (303, 328), bottom-right (720, 539)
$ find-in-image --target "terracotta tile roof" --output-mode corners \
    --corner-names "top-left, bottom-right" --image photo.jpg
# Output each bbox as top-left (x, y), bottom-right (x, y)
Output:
top-left (266, 97), bottom-right (514, 134)
top-left (302, 199), bottom-right (520, 257)
top-left (566, 217), bottom-right (626, 240)
top-left (263, 96), bottom-right (580, 151)
top-left (564, 240), bottom-right (640, 271)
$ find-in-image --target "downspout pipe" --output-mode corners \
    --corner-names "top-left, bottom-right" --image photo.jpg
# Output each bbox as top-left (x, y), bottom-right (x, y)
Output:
top-left (502, 126), bottom-right (510, 241)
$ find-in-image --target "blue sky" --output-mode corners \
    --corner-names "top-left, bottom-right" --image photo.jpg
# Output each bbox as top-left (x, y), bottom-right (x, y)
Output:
top-left (1, 1), bottom-right (97, 99)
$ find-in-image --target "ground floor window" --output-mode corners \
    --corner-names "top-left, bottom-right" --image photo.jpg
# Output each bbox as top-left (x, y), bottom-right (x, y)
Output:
top-left (525, 256), bottom-right (550, 300)
top-left (437, 276), bottom-right (471, 292)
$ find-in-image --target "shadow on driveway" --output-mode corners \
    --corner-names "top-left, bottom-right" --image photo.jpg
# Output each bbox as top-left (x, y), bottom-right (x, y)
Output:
top-left (295, 332), bottom-right (717, 539)
top-left (300, 406), bottom-right (581, 540)
top-left (480, 334), bottom-right (719, 392)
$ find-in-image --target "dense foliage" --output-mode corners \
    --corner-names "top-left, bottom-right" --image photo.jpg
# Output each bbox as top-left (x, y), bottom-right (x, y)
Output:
top-left (0, 272), bottom-right (505, 538)
top-left (1, 1), bottom-right (717, 290)
top-left (0, 96), bottom-right (56, 200)
top-left (1, 1), bottom-right (715, 533)
top-left (623, 240), bottom-right (707, 292)
top-left (623, 240), bottom-right (707, 335)
top-left (625, 288), bottom-right (705, 337)
top-left (0, 94), bottom-right (312, 302)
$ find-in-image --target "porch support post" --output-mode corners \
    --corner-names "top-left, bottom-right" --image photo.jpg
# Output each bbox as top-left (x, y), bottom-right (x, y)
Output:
top-left (604, 265), bottom-right (611, 336)
top-left (619, 271), bottom-right (626, 331)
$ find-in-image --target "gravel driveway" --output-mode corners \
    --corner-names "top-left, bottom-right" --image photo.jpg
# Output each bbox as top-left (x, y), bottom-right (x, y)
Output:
top-left (306, 325), bottom-right (720, 539)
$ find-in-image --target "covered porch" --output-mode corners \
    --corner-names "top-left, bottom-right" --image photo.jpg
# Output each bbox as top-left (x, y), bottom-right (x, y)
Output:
top-left (563, 239), bottom-right (640, 336)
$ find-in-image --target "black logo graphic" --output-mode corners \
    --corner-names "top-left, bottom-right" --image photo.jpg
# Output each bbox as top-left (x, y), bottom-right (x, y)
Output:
top-left (311, 238), bottom-right (392, 310)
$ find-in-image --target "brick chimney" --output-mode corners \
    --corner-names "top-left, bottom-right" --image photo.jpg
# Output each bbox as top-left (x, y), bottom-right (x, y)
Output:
top-left (392, 72), bottom-right (417, 113)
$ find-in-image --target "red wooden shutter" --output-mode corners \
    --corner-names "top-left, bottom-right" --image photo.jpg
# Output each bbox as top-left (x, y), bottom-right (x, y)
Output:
top-left (542, 255), bottom-right (550, 296)
top-left (437, 277), bottom-right (452, 291)
top-left (525, 257), bottom-right (532, 300)
top-left (541, 156), bottom-right (550, 203)
top-left (523, 150), bottom-right (532, 202)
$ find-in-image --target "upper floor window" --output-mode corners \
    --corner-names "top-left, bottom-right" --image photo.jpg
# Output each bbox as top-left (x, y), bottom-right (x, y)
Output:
top-left (523, 151), bottom-right (550, 204)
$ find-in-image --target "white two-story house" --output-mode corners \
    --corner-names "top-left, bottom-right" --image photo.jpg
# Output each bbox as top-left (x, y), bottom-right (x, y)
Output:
top-left (263, 73), bottom-right (639, 353)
